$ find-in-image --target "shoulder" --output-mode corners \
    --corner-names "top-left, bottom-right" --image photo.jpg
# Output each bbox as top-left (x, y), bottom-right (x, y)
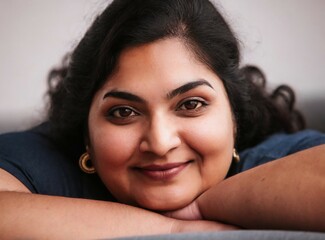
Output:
top-left (239, 130), bottom-right (325, 171)
top-left (0, 123), bottom-right (113, 200)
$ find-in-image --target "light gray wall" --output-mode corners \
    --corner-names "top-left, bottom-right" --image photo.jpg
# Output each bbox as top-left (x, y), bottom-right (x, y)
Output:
top-left (0, 0), bottom-right (324, 133)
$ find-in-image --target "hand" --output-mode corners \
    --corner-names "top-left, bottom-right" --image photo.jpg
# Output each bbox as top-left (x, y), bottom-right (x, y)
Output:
top-left (171, 219), bottom-right (239, 233)
top-left (165, 201), bottom-right (239, 232)
top-left (163, 200), bottom-right (202, 220)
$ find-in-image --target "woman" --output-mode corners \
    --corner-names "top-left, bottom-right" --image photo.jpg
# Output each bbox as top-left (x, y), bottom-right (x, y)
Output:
top-left (0, 0), bottom-right (324, 238)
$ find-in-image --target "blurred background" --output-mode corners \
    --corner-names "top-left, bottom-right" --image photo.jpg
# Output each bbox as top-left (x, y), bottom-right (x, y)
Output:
top-left (0, 0), bottom-right (324, 133)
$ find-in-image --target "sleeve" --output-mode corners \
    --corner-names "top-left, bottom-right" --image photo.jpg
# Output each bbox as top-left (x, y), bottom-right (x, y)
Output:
top-left (238, 130), bottom-right (325, 172)
top-left (0, 128), bottom-right (85, 195)
top-left (0, 125), bottom-right (115, 201)
top-left (0, 130), bottom-right (40, 192)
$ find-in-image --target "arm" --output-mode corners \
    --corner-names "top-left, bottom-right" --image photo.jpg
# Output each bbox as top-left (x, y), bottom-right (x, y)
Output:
top-left (0, 169), bottom-right (234, 239)
top-left (197, 144), bottom-right (325, 231)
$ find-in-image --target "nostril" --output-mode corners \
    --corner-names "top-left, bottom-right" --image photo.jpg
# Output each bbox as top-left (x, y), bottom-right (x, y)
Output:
top-left (139, 118), bottom-right (181, 155)
top-left (138, 136), bottom-right (181, 156)
top-left (139, 140), bottom-right (150, 153)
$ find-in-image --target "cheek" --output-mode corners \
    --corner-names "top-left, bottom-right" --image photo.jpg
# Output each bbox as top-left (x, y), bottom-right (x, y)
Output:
top-left (89, 125), bottom-right (140, 169)
top-left (183, 109), bottom-right (234, 186)
top-left (186, 110), bottom-right (234, 154)
top-left (88, 124), bottom-right (141, 201)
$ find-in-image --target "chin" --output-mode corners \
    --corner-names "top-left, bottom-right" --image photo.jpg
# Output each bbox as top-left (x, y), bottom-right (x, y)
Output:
top-left (134, 193), bottom-right (196, 211)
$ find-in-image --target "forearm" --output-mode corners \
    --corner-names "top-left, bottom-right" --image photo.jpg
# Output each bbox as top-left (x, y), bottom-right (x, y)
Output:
top-left (197, 145), bottom-right (325, 231)
top-left (0, 191), bottom-right (174, 239)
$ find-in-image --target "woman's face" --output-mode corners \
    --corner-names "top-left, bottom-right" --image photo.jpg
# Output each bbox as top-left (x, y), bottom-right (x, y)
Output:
top-left (88, 38), bottom-right (235, 210)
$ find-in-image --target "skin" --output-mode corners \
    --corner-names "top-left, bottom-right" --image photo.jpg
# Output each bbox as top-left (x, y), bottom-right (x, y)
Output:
top-left (0, 169), bottom-right (235, 240)
top-left (88, 37), bottom-right (235, 211)
top-left (1, 33), bottom-right (324, 239)
top-left (166, 145), bottom-right (325, 231)
top-left (0, 37), bottom-right (236, 239)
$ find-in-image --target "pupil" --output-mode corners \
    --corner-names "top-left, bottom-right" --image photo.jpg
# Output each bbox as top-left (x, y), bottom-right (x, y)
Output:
top-left (119, 108), bottom-right (131, 117)
top-left (185, 101), bottom-right (197, 109)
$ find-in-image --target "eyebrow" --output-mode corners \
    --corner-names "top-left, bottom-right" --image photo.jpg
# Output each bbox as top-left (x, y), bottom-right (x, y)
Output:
top-left (103, 90), bottom-right (145, 103)
top-left (167, 79), bottom-right (214, 99)
top-left (102, 79), bottom-right (214, 102)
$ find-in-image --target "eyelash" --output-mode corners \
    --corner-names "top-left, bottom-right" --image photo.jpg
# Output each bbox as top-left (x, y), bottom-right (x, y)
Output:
top-left (177, 98), bottom-right (208, 112)
top-left (106, 98), bottom-right (208, 123)
top-left (106, 106), bottom-right (139, 122)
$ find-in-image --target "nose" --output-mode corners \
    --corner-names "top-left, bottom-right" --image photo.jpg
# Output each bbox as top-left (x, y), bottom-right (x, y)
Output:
top-left (139, 114), bottom-right (181, 156)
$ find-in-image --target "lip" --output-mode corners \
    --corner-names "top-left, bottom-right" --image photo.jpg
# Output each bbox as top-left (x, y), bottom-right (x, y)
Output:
top-left (134, 161), bottom-right (191, 181)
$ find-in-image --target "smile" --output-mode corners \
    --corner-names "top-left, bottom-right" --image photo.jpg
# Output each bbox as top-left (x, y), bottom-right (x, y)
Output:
top-left (134, 161), bottom-right (192, 181)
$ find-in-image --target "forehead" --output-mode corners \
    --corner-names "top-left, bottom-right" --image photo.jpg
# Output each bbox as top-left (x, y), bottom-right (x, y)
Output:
top-left (116, 38), bottom-right (197, 73)
top-left (97, 38), bottom-right (223, 95)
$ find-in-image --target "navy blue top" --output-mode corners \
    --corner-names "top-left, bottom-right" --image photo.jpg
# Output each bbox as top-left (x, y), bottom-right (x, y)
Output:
top-left (0, 123), bottom-right (324, 201)
top-left (0, 123), bottom-right (114, 201)
top-left (238, 130), bottom-right (325, 171)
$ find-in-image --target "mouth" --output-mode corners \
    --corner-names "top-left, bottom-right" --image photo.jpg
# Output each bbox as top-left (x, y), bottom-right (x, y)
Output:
top-left (134, 160), bottom-right (193, 181)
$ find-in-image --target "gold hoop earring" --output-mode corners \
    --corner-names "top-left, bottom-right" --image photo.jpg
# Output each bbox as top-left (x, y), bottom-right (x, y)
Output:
top-left (79, 152), bottom-right (96, 174)
top-left (233, 148), bottom-right (240, 163)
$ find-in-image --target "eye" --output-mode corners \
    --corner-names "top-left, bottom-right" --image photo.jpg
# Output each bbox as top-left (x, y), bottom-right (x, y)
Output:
top-left (177, 99), bottom-right (207, 111)
top-left (107, 106), bottom-right (139, 119)
top-left (179, 100), bottom-right (202, 110)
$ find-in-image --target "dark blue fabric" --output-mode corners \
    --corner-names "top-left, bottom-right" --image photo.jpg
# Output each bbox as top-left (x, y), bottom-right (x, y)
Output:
top-left (0, 123), bottom-right (324, 200)
top-left (238, 130), bottom-right (325, 172)
top-left (0, 123), bottom-right (114, 201)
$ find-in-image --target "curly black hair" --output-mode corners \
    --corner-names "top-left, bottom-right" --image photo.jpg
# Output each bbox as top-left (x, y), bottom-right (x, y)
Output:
top-left (47, 0), bottom-right (305, 158)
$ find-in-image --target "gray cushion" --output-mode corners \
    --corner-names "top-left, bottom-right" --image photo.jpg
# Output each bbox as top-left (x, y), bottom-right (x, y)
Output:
top-left (113, 230), bottom-right (325, 240)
